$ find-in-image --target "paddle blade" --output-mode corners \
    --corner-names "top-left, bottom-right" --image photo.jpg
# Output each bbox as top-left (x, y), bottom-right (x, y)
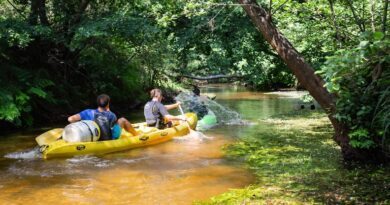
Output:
top-left (35, 128), bottom-right (64, 146)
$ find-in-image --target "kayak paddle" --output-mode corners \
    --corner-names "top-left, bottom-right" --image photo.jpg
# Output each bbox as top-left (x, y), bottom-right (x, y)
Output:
top-left (178, 104), bottom-right (192, 131)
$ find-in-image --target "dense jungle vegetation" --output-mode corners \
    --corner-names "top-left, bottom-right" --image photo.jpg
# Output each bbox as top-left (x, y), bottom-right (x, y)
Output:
top-left (0, 0), bottom-right (389, 162)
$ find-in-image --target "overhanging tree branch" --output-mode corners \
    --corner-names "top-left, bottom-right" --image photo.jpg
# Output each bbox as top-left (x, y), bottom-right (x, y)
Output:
top-left (6, 0), bottom-right (28, 20)
top-left (237, 0), bottom-right (335, 114)
top-left (237, 0), bottom-right (384, 161)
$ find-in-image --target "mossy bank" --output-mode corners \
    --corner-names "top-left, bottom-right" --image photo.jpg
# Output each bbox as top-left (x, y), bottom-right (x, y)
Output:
top-left (198, 111), bottom-right (390, 204)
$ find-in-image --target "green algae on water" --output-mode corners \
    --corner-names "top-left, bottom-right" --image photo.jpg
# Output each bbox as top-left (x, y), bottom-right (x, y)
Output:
top-left (198, 111), bottom-right (390, 204)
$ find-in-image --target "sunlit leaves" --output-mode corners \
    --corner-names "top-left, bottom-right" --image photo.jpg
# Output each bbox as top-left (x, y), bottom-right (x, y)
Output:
top-left (349, 128), bottom-right (375, 149)
top-left (319, 32), bottom-right (389, 149)
top-left (0, 19), bottom-right (32, 47)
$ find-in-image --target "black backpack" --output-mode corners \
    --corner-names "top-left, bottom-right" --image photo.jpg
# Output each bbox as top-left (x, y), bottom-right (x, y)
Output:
top-left (93, 112), bottom-right (112, 141)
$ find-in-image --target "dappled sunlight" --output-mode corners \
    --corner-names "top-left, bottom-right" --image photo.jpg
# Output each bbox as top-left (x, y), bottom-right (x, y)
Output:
top-left (203, 111), bottom-right (389, 204)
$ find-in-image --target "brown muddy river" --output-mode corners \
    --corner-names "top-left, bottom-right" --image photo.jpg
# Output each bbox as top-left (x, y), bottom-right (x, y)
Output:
top-left (0, 85), bottom-right (303, 204)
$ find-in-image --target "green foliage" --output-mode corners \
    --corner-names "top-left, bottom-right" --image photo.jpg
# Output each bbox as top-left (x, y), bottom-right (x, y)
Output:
top-left (349, 128), bottom-right (375, 149)
top-left (0, 64), bottom-right (53, 126)
top-left (167, 1), bottom-right (295, 89)
top-left (0, 0), bottom-right (388, 136)
top-left (318, 32), bottom-right (389, 151)
top-left (0, 0), bottom-right (180, 126)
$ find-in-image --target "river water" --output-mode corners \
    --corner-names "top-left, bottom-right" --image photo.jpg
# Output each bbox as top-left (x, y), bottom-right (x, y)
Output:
top-left (0, 85), bottom-right (303, 204)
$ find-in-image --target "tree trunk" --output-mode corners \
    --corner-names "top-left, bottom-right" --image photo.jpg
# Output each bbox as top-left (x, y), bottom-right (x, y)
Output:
top-left (382, 0), bottom-right (389, 33)
top-left (237, 0), bottom-right (383, 162)
top-left (328, 0), bottom-right (342, 45)
top-left (72, 0), bottom-right (91, 24)
top-left (238, 0), bottom-right (335, 112)
top-left (369, 0), bottom-right (376, 32)
top-left (37, 0), bottom-right (49, 26)
top-left (346, 0), bottom-right (365, 32)
top-left (28, 0), bottom-right (49, 25)
top-left (29, 0), bottom-right (39, 25)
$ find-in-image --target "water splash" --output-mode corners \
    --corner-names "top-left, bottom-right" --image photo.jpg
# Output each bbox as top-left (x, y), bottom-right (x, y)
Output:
top-left (121, 156), bottom-right (151, 164)
top-left (67, 155), bottom-right (113, 168)
top-left (4, 147), bottom-right (41, 159)
top-left (175, 129), bottom-right (213, 143)
top-left (175, 91), bottom-right (247, 129)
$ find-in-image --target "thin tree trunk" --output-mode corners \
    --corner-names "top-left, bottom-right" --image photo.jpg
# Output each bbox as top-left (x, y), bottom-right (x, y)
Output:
top-left (63, 0), bottom-right (90, 42)
top-left (346, 0), bottom-right (365, 32)
top-left (362, 0), bottom-right (366, 31)
top-left (382, 0), bottom-right (389, 33)
top-left (38, 0), bottom-right (49, 26)
top-left (328, 0), bottom-right (342, 45)
top-left (72, 0), bottom-right (91, 24)
top-left (29, 0), bottom-right (39, 25)
top-left (370, 0), bottom-right (376, 32)
top-left (28, 0), bottom-right (49, 25)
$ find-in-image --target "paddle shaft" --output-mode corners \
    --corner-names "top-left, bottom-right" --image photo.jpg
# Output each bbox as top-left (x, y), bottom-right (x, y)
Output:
top-left (178, 104), bottom-right (192, 131)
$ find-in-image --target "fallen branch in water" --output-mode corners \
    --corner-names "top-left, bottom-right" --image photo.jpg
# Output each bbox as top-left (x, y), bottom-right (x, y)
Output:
top-left (180, 74), bottom-right (245, 80)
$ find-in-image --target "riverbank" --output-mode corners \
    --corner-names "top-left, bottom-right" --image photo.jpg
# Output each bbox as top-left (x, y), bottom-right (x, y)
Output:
top-left (198, 110), bottom-right (390, 204)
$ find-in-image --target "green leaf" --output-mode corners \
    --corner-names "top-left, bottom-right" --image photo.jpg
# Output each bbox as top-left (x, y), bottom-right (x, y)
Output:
top-left (28, 87), bottom-right (47, 98)
top-left (332, 83), bottom-right (340, 92)
top-left (359, 40), bottom-right (369, 48)
top-left (373, 32), bottom-right (384, 40)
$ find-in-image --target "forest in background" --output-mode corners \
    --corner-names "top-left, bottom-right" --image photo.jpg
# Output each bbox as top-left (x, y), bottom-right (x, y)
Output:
top-left (0, 0), bottom-right (388, 162)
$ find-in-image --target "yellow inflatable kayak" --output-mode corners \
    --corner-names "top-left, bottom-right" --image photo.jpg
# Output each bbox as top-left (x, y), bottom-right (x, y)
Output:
top-left (39, 113), bottom-right (197, 159)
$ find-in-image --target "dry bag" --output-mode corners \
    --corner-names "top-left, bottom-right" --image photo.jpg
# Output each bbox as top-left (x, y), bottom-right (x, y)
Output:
top-left (63, 120), bottom-right (100, 142)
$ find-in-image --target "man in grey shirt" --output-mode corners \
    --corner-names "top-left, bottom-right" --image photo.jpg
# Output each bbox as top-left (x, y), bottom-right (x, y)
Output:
top-left (144, 88), bottom-right (186, 129)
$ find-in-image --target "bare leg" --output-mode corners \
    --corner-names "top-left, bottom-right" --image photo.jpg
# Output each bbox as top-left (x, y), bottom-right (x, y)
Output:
top-left (118, 117), bottom-right (138, 136)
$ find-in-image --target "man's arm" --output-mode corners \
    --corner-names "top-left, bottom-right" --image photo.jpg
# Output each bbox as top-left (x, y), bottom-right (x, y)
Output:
top-left (164, 114), bottom-right (186, 121)
top-left (164, 102), bottom-right (180, 110)
top-left (68, 114), bottom-right (81, 123)
top-left (160, 102), bottom-right (186, 121)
